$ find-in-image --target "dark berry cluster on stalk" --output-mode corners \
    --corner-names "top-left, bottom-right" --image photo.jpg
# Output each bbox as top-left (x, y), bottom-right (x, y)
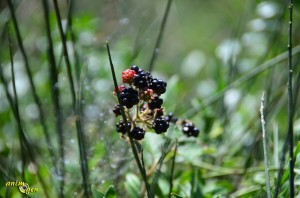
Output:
top-left (112, 65), bottom-right (200, 139)
top-left (113, 65), bottom-right (174, 140)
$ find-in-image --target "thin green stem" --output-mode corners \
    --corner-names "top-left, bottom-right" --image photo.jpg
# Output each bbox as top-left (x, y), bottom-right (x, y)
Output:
top-left (41, 0), bottom-right (64, 196)
top-left (52, 1), bottom-right (90, 196)
top-left (168, 139), bottom-right (178, 198)
top-left (287, 1), bottom-right (294, 197)
top-left (8, 27), bottom-right (25, 182)
top-left (6, 0), bottom-right (56, 177)
top-left (52, 0), bottom-right (76, 107)
top-left (106, 42), bottom-right (153, 198)
top-left (0, 64), bottom-right (49, 198)
top-left (148, 0), bottom-right (172, 72)
top-left (75, 61), bottom-right (90, 197)
top-left (260, 92), bottom-right (271, 198)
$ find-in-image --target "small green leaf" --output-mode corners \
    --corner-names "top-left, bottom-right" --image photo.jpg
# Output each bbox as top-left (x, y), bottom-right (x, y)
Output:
top-left (92, 186), bottom-right (104, 198)
top-left (171, 192), bottom-right (184, 198)
top-left (125, 173), bottom-right (141, 198)
top-left (104, 185), bottom-right (116, 198)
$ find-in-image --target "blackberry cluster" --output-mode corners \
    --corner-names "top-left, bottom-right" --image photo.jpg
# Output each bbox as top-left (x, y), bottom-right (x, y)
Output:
top-left (113, 65), bottom-right (171, 140)
top-left (113, 65), bottom-right (199, 140)
top-left (182, 122), bottom-right (199, 137)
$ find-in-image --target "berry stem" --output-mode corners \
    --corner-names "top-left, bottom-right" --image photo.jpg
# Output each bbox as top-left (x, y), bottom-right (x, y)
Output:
top-left (106, 42), bottom-right (153, 198)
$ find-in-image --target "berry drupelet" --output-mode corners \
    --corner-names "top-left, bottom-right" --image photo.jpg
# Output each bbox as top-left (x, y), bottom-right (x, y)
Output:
top-left (130, 65), bottom-right (143, 74)
top-left (113, 104), bottom-right (121, 117)
top-left (182, 123), bottom-right (199, 137)
top-left (165, 112), bottom-right (178, 124)
top-left (152, 116), bottom-right (169, 134)
top-left (119, 88), bottom-right (139, 108)
top-left (149, 78), bottom-right (167, 95)
top-left (131, 127), bottom-right (145, 140)
top-left (116, 120), bottom-right (132, 134)
top-left (148, 96), bottom-right (163, 110)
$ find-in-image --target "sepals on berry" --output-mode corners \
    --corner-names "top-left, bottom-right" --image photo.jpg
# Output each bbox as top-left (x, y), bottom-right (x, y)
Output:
top-left (140, 89), bottom-right (154, 101)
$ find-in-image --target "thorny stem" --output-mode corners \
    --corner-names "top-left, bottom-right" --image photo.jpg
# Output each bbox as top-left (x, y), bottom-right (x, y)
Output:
top-left (260, 92), bottom-right (271, 198)
top-left (106, 42), bottom-right (153, 198)
top-left (148, 0), bottom-right (172, 72)
top-left (287, 1), bottom-right (294, 197)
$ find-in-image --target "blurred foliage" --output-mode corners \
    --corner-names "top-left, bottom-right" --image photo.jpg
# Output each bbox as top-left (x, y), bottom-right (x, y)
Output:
top-left (0, 0), bottom-right (300, 197)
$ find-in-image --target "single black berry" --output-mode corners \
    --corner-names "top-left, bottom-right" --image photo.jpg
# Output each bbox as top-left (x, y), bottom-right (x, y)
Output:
top-left (113, 104), bottom-right (121, 117)
top-left (149, 78), bottom-right (167, 95)
top-left (133, 71), bottom-right (148, 89)
top-left (130, 127), bottom-right (145, 140)
top-left (116, 120), bottom-right (131, 134)
top-left (119, 88), bottom-right (139, 108)
top-left (182, 123), bottom-right (199, 137)
top-left (131, 65), bottom-right (144, 74)
top-left (148, 96), bottom-right (163, 110)
top-left (165, 112), bottom-right (178, 123)
top-left (152, 116), bottom-right (169, 134)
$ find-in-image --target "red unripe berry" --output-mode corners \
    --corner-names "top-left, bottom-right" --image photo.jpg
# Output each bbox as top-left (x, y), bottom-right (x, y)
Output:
top-left (140, 89), bottom-right (154, 101)
top-left (122, 69), bottom-right (136, 83)
top-left (113, 85), bottom-right (126, 95)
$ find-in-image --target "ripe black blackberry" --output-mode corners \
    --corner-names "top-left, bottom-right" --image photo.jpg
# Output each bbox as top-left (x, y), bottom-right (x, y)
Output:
top-left (182, 123), bottom-right (199, 137)
top-left (165, 112), bottom-right (177, 123)
top-left (149, 78), bottom-right (167, 95)
top-left (133, 71), bottom-right (148, 89)
top-left (148, 96), bottom-right (163, 110)
top-left (131, 65), bottom-right (143, 74)
top-left (152, 116), bottom-right (169, 134)
top-left (119, 88), bottom-right (139, 108)
top-left (113, 104), bottom-right (121, 117)
top-left (116, 120), bottom-right (132, 134)
top-left (130, 127), bottom-right (145, 140)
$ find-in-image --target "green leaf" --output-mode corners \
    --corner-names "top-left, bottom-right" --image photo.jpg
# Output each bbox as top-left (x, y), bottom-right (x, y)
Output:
top-left (104, 185), bottom-right (116, 198)
top-left (125, 173), bottom-right (141, 198)
top-left (92, 186), bottom-right (104, 198)
top-left (171, 192), bottom-right (185, 198)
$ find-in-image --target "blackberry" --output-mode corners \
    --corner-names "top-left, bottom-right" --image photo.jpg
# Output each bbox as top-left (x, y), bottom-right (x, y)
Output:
top-left (130, 127), bottom-right (145, 140)
top-left (182, 123), bottom-right (199, 137)
top-left (165, 112), bottom-right (177, 123)
top-left (113, 104), bottom-right (121, 117)
top-left (131, 65), bottom-right (144, 74)
top-left (148, 96), bottom-right (163, 110)
top-left (133, 71), bottom-right (148, 89)
top-left (119, 88), bottom-right (139, 108)
top-left (116, 120), bottom-right (131, 134)
top-left (152, 116), bottom-right (169, 134)
top-left (149, 78), bottom-right (167, 95)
